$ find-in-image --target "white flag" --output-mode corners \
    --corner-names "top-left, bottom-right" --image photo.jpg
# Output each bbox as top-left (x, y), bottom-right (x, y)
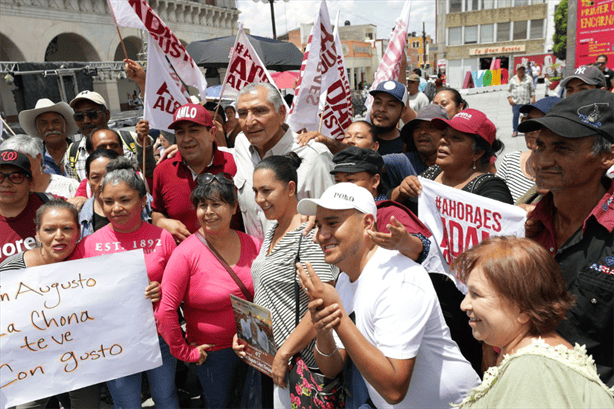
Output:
top-left (220, 25), bottom-right (280, 102)
top-left (107, 0), bottom-right (207, 99)
top-left (288, 0), bottom-right (352, 140)
top-left (366, 1), bottom-right (411, 116)
top-left (144, 35), bottom-right (191, 131)
top-left (418, 177), bottom-right (526, 293)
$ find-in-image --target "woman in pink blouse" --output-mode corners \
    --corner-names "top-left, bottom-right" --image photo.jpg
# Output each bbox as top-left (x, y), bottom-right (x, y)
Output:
top-left (156, 172), bottom-right (260, 408)
top-left (71, 158), bottom-right (178, 408)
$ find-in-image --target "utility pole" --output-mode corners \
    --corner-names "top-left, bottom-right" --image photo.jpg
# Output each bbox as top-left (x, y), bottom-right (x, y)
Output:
top-left (422, 21), bottom-right (427, 72)
top-left (269, 0), bottom-right (277, 39)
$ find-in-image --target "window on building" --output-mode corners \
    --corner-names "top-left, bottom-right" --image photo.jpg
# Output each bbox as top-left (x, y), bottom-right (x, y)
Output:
top-left (466, 0), bottom-right (479, 11)
top-left (480, 24), bottom-right (494, 43)
top-left (464, 25), bottom-right (478, 44)
top-left (515, 0), bottom-right (529, 5)
top-left (513, 20), bottom-right (528, 40)
top-left (481, 0), bottom-right (494, 9)
top-left (366, 33), bottom-right (374, 40)
top-left (530, 19), bottom-right (544, 38)
top-left (497, 0), bottom-right (512, 7)
top-left (497, 22), bottom-right (510, 41)
top-left (449, 0), bottom-right (462, 13)
top-left (449, 27), bottom-right (462, 45)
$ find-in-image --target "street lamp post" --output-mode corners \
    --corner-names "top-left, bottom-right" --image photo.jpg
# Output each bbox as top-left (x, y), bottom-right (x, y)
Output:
top-left (253, 0), bottom-right (289, 40)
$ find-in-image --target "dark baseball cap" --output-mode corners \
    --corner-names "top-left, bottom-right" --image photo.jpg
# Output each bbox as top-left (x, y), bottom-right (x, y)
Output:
top-left (401, 104), bottom-right (449, 144)
top-left (169, 103), bottom-right (213, 129)
top-left (519, 96), bottom-right (562, 115)
top-left (560, 65), bottom-right (606, 89)
top-left (370, 80), bottom-right (407, 105)
top-left (0, 149), bottom-right (32, 177)
top-left (331, 147), bottom-right (384, 175)
top-left (518, 89), bottom-right (614, 141)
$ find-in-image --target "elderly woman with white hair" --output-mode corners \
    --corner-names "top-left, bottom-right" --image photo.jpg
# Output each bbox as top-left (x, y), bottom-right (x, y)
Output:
top-left (1, 135), bottom-right (79, 199)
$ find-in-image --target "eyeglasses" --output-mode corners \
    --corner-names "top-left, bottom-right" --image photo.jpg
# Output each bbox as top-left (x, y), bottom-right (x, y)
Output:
top-left (197, 172), bottom-right (234, 186)
top-left (0, 172), bottom-right (29, 184)
top-left (73, 109), bottom-right (105, 122)
top-left (596, 62), bottom-right (606, 66)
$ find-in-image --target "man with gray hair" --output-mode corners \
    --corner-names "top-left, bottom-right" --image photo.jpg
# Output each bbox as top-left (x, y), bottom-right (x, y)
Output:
top-left (234, 82), bottom-right (334, 241)
top-left (1, 134), bottom-right (79, 199)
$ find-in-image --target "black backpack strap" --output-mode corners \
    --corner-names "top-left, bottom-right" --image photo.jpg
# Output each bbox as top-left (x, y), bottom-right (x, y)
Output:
top-left (35, 192), bottom-right (55, 203)
top-left (118, 130), bottom-right (137, 154)
top-left (67, 141), bottom-right (81, 171)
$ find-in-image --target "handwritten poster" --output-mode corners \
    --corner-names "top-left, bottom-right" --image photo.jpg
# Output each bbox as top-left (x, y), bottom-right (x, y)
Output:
top-left (230, 294), bottom-right (276, 377)
top-left (0, 250), bottom-right (162, 408)
top-left (418, 177), bottom-right (526, 292)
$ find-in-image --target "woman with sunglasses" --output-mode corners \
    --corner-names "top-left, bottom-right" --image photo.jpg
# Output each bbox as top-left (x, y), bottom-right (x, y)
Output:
top-left (0, 149), bottom-right (50, 263)
top-left (233, 153), bottom-right (338, 408)
top-left (71, 157), bottom-right (179, 408)
top-left (156, 172), bottom-right (260, 408)
top-left (0, 199), bottom-right (102, 408)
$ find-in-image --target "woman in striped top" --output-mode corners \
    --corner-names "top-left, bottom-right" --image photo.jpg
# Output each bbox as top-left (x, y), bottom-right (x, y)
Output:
top-left (233, 153), bottom-right (338, 408)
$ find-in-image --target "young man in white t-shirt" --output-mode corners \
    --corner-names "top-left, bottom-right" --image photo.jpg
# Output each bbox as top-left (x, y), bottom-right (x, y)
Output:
top-left (297, 183), bottom-right (480, 408)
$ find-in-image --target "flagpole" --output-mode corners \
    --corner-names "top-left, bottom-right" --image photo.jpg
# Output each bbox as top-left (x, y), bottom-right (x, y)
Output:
top-left (106, 0), bottom-right (129, 60)
top-left (1, 117), bottom-right (16, 136)
top-left (216, 24), bottom-right (243, 105)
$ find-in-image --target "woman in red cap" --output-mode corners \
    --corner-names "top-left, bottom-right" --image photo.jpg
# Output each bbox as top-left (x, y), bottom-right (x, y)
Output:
top-left (390, 108), bottom-right (513, 377)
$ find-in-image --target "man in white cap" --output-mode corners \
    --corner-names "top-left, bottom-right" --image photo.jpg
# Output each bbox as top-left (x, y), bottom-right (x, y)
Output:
top-left (18, 98), bottom-right (78, 176)
top-left (64, 90), bottom-right (156, 182)
top-left (296, 183), bottom-right (479, 408)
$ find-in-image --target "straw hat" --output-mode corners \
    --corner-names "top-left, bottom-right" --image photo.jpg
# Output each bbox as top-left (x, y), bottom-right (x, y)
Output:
top-left (18, 98), bottom-right (78, 140)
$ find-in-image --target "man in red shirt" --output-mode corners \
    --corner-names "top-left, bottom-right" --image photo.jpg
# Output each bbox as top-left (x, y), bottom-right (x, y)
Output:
top-left (152, 103), bottom-right (236, 242)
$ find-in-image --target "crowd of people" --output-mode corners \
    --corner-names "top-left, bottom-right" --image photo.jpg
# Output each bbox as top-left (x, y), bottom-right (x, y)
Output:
top-left (2, 51), bottom-right (614, 409)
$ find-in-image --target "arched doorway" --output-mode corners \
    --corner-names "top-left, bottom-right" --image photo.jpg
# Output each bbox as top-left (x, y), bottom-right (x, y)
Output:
top-left (113, 36), bottom-right (144, 61)
top-left (44, 33), bottom-right (101, 61)
top-left (0, 34), bottom-right (26, 61)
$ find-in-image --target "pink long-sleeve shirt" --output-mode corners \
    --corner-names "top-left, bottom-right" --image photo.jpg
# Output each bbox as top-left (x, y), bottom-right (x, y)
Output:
top-left (155, 231), bottom-right (260, 362)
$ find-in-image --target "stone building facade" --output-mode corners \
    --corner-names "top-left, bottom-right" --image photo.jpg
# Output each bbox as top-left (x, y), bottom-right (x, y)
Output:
top-left (0, 0), bottom-right (239, 118)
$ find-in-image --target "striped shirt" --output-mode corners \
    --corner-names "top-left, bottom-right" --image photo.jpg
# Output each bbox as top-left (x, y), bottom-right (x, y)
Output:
top-left (507, 75), bottom-right (535, 105)
top-left (252, 222), bottom-right (338, 368)
top-left (0, 252), bottom-right (27, 272)
top-left (496, 151), bottom-right (536, 203)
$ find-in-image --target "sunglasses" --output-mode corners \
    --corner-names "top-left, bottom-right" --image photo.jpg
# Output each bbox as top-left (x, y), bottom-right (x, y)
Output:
top-left (197, 172), bottom-right (234, 186)
top-left (73, 109), bottom-right (105, 122)
top-left (0, 172), bottom-right (29, 184)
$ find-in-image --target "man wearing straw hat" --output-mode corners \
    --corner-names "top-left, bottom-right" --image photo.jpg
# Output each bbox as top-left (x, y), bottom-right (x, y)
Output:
top-left (18, 98), bottom-right (78, 176)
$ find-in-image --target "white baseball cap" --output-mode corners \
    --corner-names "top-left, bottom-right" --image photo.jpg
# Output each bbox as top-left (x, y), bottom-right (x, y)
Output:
top-left (69, 90), bottom-right (108, 110)
top-left (297, 183), bottom-right (377, 222)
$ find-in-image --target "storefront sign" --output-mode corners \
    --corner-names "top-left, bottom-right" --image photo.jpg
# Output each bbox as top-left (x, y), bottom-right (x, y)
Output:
top-left (576, 0), bottom-right (614, 66)
top-left (469, 45), bottom-right (526, 56)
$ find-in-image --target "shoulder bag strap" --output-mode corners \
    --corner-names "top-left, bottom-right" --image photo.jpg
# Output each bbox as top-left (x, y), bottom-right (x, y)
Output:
top-left (195, 231), bottom-right (253, 302)
top-left (294, 233), bottom-right (304, 328)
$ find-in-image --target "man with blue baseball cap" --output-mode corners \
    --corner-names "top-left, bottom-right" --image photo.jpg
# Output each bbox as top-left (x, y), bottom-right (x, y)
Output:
top-left (369, 80), bottom-right (407, 155)
top-left (519, 89), bottom-right (614, 386)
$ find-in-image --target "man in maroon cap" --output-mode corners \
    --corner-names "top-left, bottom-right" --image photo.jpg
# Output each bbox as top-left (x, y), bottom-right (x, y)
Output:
top-left (151, 103), bottom-right (236, 242)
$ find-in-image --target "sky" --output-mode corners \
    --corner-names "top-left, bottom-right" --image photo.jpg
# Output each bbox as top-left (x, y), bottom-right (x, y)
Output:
top-left (236, 0), bottom-right (437, 42)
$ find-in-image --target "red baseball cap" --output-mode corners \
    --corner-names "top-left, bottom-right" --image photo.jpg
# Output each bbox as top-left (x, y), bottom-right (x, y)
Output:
top-left (169, 103), bottom-right (213, 129)
top-left (431, 108), bottom-right (496, 146)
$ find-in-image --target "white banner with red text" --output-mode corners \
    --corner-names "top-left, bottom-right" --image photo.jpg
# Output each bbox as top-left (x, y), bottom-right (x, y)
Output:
top-left (0, 250), bottom-right (161, 408)
top-left (220, 25), bottom-right (280, 103)
top-left (107, 0), bottom-right (207, 98)
top-left (144, 34), bottom-right (191, 131)
top-left (418, 177), bottom-right (526, 293)
top-left (288, 0), bottom-right (352, 140)
top-left (366, 1), bottom-right (411, 117)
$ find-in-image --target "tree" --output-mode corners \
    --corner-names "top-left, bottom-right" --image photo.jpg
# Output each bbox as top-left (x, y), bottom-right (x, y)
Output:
top-left (553, 0), bottom-right (568, 60)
